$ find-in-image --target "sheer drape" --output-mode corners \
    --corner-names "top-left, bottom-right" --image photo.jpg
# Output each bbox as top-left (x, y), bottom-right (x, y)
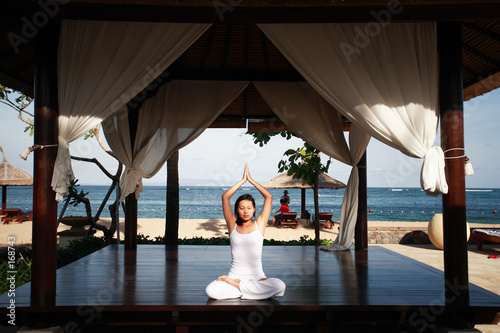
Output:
top-left (254, 82), bottom-right (370, 250)
top-left (253, 82), bottom-right (351, 164)
top-left (331, 125), bottom-right (370, 250)
top-left (258, 22), bottom-right (446, 196)
top-left (103, 80), bottom-right (249, 202)
top-left (53, 20), bottom-right (210, 201)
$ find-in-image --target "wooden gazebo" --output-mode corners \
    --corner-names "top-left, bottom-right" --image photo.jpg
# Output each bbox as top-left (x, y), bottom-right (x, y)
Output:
top-left (1, 0), bottom-right (500, 330)
top-left (0, 146), bottom-right (33, 213)
top-left (263, 171), bottom-right (346, 218)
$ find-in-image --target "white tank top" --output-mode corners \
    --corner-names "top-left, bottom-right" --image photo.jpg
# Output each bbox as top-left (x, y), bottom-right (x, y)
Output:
top-left (228, 222), bottom-right (266, 280)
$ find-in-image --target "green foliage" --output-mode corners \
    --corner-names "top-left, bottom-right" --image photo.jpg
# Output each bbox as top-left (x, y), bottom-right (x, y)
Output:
top-left (0, 246), bottom-right (32, 294)
top-left (1, 84), bottom-right (34, 136)
top-left (265, 235), bottom-right (333, 246)
top-left (0, 260), bottom-right (32, 295)
top-left (278, 142), bottom-right (331, 187)
top-left (0, 85), bottom-right (32, 109)
top-left (67, 179), bottom-right (89, 207)
top-left (24, 125), bottom-right (34, 136)
top-left (0, 245), bottom-right (33, 263)
top-left (135, 233), bottom-right (332, 246)
top-left (247, 131), bottom-right (297, 147)
top-left (83, 129), bottom-right (98, 141)
top-left (136, 233), bottom-right (231, 245)
top-left (247, 130), bottom-right (331, 187)
top-left (137, 233), bottom-right (166, 244)
top-left (56, 237), bottom-right (107, 268)
top-left (180, 237), bottom-right (231, 245)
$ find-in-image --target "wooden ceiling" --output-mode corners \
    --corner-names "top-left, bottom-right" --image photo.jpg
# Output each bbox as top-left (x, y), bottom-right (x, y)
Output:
top-left (1, 1), bottom-right (499, 129)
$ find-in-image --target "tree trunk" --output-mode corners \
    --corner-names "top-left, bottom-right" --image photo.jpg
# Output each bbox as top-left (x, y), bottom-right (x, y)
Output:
top-left (313, 173), bottom-right (320, 246)
top-left (165, 150), bottom-right (179, 245)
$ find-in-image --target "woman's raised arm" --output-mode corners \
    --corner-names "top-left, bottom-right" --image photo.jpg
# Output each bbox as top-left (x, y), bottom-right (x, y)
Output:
top-left (246, 165), bottom-right (273, 234)
top-left (222, 165), bottom-right (248, 231)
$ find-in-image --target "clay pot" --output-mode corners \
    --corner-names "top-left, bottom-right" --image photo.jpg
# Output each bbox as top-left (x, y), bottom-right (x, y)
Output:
top-left (428, 213), bottom-right (470, 250)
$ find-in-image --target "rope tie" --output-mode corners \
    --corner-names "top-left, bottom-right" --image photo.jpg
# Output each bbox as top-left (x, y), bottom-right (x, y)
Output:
top-left (443, 148), bottom-right (465, 159)
top-left (442, 148), bottom-right (474, 176)
top-left (19, 144), bottom-right (59, 160)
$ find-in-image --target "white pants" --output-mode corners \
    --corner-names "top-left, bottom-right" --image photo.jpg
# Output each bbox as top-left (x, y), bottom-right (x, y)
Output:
top-left (206, 278), bottom-right (286, 300)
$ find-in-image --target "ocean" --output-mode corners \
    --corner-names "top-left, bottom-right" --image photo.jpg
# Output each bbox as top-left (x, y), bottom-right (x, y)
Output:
top-left (2, 186), bottom-right (499, 224)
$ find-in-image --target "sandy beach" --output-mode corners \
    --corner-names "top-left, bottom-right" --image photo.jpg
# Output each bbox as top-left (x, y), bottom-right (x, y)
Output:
top-left (0, 218), bottom-right (342, 246)
top-left (2, 218), bottom-right (499, 247)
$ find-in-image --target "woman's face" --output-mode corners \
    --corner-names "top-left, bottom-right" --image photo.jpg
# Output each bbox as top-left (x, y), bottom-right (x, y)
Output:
top-left (237, 199), bottom-right (255, 222)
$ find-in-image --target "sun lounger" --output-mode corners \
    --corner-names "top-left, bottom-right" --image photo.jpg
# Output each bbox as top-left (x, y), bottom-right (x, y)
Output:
top-left (312, 212), bottom-right (335, 229)
top-left (279, 212), bottom-right (298, 229)
top-left (2, 208), bottom-right (33, 224)
top-left (471, 228), bottom-right (500, 250)
top-left (318, 212), bottom-right (334, 229)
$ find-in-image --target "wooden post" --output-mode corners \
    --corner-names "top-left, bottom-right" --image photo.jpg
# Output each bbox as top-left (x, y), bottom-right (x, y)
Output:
top-left (2, 186), bottom-right (6, 212)
top-left (166, 150), bottom-right (180, 245)
top-left (355, 152), bottom-right (368, 250)
top-left (125, 193), bottom-right (138, 250)
top-left (301, 188), bottom-right (306, 218)
top-left (31, 21), bottom-right (60, 309)
top-left (124, 106), bottom-right (139, 250)
top-left (438, 22), bottom-right (470, 325)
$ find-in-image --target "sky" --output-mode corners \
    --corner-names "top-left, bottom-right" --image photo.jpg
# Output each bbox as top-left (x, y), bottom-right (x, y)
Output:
top-left (0, 88), bottom-right (499, 188)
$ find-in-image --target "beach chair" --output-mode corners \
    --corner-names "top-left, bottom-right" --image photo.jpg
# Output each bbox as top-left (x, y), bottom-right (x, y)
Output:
top-left (2, 208), bottom-right (33, 224)
top-left (312, 212), bottom-right (335, 229)
top-left (279, 212), bottom-right (298, 229)
top-left (471, 228), bottom-right (500, 250)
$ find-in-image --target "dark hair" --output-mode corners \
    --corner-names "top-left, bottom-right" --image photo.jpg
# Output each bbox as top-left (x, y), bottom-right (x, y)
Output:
top-left (234, 194), bottom-right (256, 226)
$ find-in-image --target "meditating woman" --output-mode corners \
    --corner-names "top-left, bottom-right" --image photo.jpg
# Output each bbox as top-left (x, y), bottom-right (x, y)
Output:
top-left (205, 164), bottom-right (286, 300)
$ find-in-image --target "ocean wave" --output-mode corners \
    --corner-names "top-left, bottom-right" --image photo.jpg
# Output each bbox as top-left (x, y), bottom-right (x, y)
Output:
top-left (466, 189), bottom-right (493, 192)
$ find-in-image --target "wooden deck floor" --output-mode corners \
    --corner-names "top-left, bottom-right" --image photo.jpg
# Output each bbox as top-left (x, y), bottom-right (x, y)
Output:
top-left (1, 244), bottom-right (500, 331)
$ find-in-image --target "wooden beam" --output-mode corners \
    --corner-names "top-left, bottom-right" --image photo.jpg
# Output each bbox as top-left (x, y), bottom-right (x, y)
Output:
top-left (438, 22), bottom-right (471, 328)
top-left (247, 119), bottom-right (290, 132)
top-left (209, 118), bottom-right (246, 128)
top-left (4, 2), bottom-right (500, 23)
top-left (355, 152), bottom-right (368, 250)
top-left (463, 71), bottom-right (500, 101)
top-left (31, 20), bottom-right (60, 311)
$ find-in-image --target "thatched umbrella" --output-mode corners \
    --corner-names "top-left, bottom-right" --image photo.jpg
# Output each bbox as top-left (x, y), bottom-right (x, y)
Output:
top-left (262, 172), bottom-right (346, 218)
top-left (0, 147), bottom-right (33, 212)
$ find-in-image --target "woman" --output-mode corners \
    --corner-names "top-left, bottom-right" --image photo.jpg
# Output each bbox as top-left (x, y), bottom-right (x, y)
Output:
top-left (205, 164), bottom-right (286, 300)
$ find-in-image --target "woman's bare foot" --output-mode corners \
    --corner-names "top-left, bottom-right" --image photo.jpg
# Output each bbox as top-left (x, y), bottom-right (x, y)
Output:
top-left (218, 275), bottom-right (241, 289)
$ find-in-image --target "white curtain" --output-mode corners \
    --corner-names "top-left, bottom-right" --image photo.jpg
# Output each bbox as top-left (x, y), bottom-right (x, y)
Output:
top-left (52, 20), bottom-right (210, 201)
top-left (332, 125), bottom-right (370, 250)
top-left (253, 82), bottom-right (351, 165)
top-left (254, 81), bottom-right (370, 250)
top-left (103, 80), bottom-right (249, 202)
top-left (259, 22), bottom-right (446, 196)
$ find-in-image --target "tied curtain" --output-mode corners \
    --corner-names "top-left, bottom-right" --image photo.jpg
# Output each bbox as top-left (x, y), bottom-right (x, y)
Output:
top-left (52, 20), bottom-right (210, 202)
top-left (259, 22), bottom-right (447, 198)
top-left (254, 82), bottom-right (370, 251)
top-left (103, 80), bottom-right (249, 202)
